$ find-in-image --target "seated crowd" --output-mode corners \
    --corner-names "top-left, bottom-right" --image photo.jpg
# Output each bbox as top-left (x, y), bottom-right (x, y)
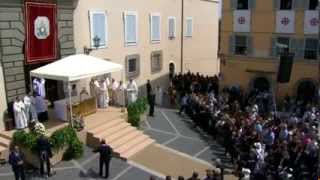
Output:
top-left (171, 72), bottom-right (320, 180)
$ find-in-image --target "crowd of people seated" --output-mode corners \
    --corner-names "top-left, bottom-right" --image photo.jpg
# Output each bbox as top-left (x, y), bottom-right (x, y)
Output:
top-left (171, 72), bottom-right (320, 180)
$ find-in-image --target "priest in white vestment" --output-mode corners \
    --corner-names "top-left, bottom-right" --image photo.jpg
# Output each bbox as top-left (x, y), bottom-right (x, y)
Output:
top-left (13, 97), bottom-right (28, 129)
top-left (126, 79), bottom-right (138, 104)
top-left (111, 79), bottom-right (119, 104)
top-left (116, 81), bottom-right (126, 107)
top-left (30, 93), bottom-right (38, 122)
top-left (98, 79), bottom-right (109, 108)
top-left (23, 95), bottom-right (31, 123)
top-left (155, 86), bottom-right (163, 106)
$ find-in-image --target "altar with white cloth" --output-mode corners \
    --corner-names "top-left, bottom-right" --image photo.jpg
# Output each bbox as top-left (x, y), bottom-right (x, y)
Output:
top-left (54, 95), bottom-right (96, 122)
top-left (30, 54), bottom-right (124, 127)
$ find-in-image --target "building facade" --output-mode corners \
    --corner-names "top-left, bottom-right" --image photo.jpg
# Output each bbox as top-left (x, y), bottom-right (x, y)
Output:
top-left (0, 0), bottom-right (76, 130)
top-left (73, 0), bottom-right (220, 95)
top-left (220, 0), bottom-right (319, 102)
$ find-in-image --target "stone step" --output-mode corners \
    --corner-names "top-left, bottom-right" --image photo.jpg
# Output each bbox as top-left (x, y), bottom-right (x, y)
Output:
top-left (115, 134), bottom-right (150, 154)
top-left (108, 130), bottom-right (143, 149)
top-left (0, 145), bottom-right (8, 160)
top-left (106, 126), bottom-right (136, 143)
top-left (95, 122), bottom-right (130, 139)
top-left (0, 133), bottom-right (12, 140)
top-left (85, 113), bottom-right (124, 130)
top-left (88, 118), bottom-right (124, 135)
top-left (121, 139), bottom-right (155, 159)
top-left (0, 136), bottom-right (10, 147)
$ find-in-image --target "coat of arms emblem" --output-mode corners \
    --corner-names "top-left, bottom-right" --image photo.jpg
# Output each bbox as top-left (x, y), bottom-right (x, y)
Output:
top-left (34, 16), bottom-right (50, 39)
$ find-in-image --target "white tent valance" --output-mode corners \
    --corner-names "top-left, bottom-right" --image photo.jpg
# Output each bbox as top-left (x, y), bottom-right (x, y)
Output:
top-left (30, 54), bottom-right (123, 82)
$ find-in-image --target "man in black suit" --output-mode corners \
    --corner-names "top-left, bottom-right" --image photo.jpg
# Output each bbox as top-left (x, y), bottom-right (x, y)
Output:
top-left (95, 139), bottom-right (112, 178)
top-left (146, 80), bottom-right (156, 117)
top-left (37, 135), bottom-right (53, 177)
top-left (9, 146), bottom-right (25, 180)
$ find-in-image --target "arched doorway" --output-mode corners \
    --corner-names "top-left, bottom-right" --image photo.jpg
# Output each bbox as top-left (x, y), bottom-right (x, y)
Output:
top-left (297, 80), bottom-right (316, 104)
top-left (253, 77), bottom-right (270, 92)
top-left (169, 62), bottom-right (175, 79)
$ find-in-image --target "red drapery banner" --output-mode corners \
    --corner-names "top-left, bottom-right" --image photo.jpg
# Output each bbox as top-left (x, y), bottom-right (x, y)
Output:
top-left (25, 2), bottom-right (57, 64)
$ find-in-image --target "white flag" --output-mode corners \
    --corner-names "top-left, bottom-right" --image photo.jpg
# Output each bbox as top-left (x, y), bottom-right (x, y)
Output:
top-left (233, 10), bottom-right (251, 32)
top-left (276, 11), bottom-right (295, 34)
top-left (304, 10), bottom-right (319, 34)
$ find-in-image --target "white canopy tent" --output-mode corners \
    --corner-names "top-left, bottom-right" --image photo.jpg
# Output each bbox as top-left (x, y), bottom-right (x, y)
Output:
top-left (30, 54), bottom-right (124, 126)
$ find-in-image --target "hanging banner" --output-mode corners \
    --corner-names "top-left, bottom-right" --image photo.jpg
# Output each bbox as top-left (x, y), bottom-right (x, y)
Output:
top-left (304, 10), bottom-right (319, 34)
top-left (25, 2), bottom-right (57, 64)
top-left (276, 11), bottom-right (295, 34)
top-left (233, 10), bottom-right (251, 32)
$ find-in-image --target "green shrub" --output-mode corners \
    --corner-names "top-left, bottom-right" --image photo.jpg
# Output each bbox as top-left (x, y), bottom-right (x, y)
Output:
top-left (13, 126), bottom-right (83, 160)
top-left (127, 97), bottom-right (148, 127)
top-left (12, 130), bottom-right (39, 153)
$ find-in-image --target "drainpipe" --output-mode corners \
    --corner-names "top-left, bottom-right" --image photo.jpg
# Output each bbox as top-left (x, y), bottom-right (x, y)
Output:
top-left (180, 0), bottom-right (184, 73)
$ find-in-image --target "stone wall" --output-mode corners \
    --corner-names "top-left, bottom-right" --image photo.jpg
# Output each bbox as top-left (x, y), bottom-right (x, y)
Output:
top-left (0, 7), bottom-right (26, 102)
top-left (0, 2), bottom-right (75, 102)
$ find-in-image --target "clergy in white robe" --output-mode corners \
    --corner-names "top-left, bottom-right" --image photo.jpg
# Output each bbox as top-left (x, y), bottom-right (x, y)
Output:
top-left (111, 79), bottom-right (119, 104)
top-left (126, 79), bottom-right (138, 104)
top-left (23, 95), bottom-right (31, 122)
top-left (98, 80), bottom-right (109, 108)
top-left (155, 86), bottom-right (163, 106)
top-left (116, 81), bottom-right (126, 106)
top-left (93, 79), bottom-right (100, 106)
top-left (13, 98), bottom-right (28, 129)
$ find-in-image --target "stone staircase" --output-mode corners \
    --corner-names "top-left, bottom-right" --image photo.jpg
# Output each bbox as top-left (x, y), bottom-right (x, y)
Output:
top-left (85, 108), bottom-right (155, 160)
top-left (0, 133), bottom-right (11, 160)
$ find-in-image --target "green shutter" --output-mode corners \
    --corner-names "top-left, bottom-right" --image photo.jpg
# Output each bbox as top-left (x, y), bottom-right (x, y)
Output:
top-left (247, 36), bottom-right (253, 55)
top-left (249, 0), bottom-right (256, 9)
top-left (271, 37), bottom-right (277, 57)
top-left (230, 0), bottom-right (237, 10)
top-left (229, 35), bottom-right (235, 55)
top-left (273, 0), bottom-right (279, 10)
top-left (296, 39), bottom-right (305, 59)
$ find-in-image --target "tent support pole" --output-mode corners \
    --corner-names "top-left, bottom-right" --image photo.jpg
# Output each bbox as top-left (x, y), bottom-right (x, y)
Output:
top-left (29, 75), bottom-right (33, 95)
top-left (68, 82), bottom-right (73, 127)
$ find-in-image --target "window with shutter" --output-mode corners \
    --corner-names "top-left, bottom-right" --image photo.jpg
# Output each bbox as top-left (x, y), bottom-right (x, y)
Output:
top-left (280, 0), bottom-right (293, 10)
top-left (151, 50), bottom-right (163, 73)
top-left (237, 0), bottom-right (249, 9)
top-left (150, 13), bottom-right (161, 43)
top-left (235, 35), bottom-right (248, 55)
top-left (185, 17), bottom-right (193, 37)
top-left (276, 37), bottom-right (290, 55)
top-left (168, 17), bottom-right (176, 39)
top-left (125, 54), bottom-right (140, 78)
top-left (89, 10), bottom-right (107, 48)
top-left (309, 0), bottom-right (318, 10)
top-left (304, 38), bottom-right (318, 60)
top-left (124, 11), bottom-right (138, 46)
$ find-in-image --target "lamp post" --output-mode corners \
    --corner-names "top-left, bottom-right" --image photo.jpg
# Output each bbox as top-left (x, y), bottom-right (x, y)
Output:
top-left (84, 35), bottom-right (101, 55)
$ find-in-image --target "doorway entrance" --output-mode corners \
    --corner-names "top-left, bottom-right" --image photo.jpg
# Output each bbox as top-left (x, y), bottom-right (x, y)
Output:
top-left (297, 80), bottom-right (316, 104)
top-left (253, 77), bottom-right (270, 92)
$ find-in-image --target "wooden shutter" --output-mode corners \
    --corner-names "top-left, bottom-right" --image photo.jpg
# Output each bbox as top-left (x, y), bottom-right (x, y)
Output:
top-left (273, 0), bottom-right (279, 10)
top-left (249, 0), bottom-right (256, 9)
top-left (229, 35), bottom-right (235, 55)
top-left (270, 37), bottom-right (277, 57)
top-left (293, 0), bottom-right (302, 9)
top-left (230, 0), bottom-right (237, 10)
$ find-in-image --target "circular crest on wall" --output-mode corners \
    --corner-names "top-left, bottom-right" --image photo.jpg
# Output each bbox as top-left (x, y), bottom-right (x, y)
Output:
top-left (34, 16), bottom-right (50, 40)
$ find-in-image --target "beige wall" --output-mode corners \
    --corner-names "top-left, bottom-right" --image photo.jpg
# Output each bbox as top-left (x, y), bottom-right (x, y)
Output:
top-left (0, 66), bottom-right (8, 131)
top-left (73, 0), bottom-right (219, 88)
top-left (220, 0), bottom-right (320, 99)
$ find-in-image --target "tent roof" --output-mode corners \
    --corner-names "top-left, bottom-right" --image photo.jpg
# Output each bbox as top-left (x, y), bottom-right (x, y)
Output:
top-left (30, 54), bottom-right (123, 82)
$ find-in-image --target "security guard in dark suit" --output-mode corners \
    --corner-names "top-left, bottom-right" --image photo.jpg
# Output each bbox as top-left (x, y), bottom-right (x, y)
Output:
top-left (94, 140), bottom-right (113, 178)
top-left (37, 135), bottom-right (53, 177)
top-left (9, 146), bottom-right (25, 180)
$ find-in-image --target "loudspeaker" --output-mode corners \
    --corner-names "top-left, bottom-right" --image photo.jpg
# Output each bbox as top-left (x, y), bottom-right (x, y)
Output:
top-left (277, 54), bottom-right (294, 83)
